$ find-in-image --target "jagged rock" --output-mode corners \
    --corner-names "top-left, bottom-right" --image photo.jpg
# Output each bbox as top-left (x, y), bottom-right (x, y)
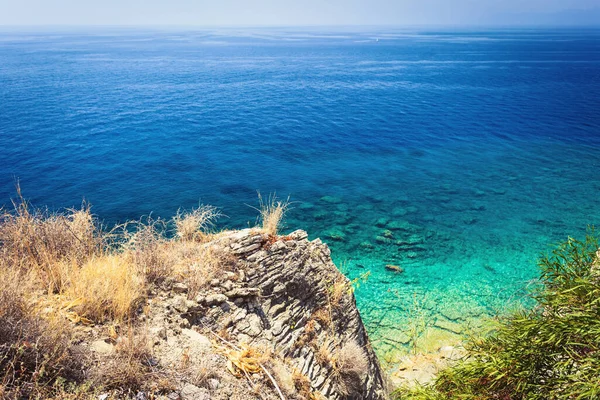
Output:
top-left (172, 283), bottom-right (188, 294)
top-left (201, 229), bottom-right (387, 400)
top-left (141, 228), bottom-right (387, 400)
top-left (204, 294), bottom-right (227, 306)
top-left (224, 287), bottom-right (260, 299)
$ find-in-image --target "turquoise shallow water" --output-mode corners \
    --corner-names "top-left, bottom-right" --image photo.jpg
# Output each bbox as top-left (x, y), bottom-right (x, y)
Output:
top-left (1, 27), bottom-right (599, 356)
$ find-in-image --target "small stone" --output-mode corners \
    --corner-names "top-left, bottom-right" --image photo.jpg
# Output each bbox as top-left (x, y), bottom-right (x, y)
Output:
top-left (181, 329), bottom-right (211, 351)
top-left (208, 378), bottom-right (220, 390)
top-left (210, 279), bottom-right (220, 287)
top-left (135, 392), bottom-right (147, 400)
top-left (151, 326), bottom-right (168, 341)
top-left (383, 229), bottom-right (394, 238)
top-left (180, 318), bottom-right (190, 329)
top-left (167, 392), bottom-right (180, 400)
top-left (221, 271), bottom-right (234, 280)
top-left (185, 300), bottom-right (200, 313)
top-left (221, 280), bottom-right (234, 291)
top-left (98, 394), bottom-right (109, 400)
top-left (204, 294), bottom-right (228, 306)
top-left (172, 296), bottom-right (188, 313)
top-left (90, 339), bottom-right (114, 354)
top-left (172, 283), bottom-right (188, 294)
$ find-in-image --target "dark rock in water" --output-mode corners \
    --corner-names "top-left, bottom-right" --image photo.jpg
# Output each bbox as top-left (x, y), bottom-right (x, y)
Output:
top-left (298, 202), bottom-right (315, 210)
top-left (385, 264), bottom-right (404, 273)
top-left (376, 236), bottom-right (393, 244)
top-left (320, 195), bottom-right (342, 204)
top-left (313, 211), bottom-right (328, 220)
top-left (325, 229), bottom-right (346, 241)
top-left (375, 217), bottom-right (389, 227)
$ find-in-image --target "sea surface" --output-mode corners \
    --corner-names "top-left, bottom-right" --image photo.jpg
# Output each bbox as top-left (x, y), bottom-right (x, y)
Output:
top-left (1, 27), bottom-right (599, 361)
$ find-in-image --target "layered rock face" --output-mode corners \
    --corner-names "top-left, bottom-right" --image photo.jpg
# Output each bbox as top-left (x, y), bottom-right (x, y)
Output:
top-left (149, 229), bottom-right (387, 399)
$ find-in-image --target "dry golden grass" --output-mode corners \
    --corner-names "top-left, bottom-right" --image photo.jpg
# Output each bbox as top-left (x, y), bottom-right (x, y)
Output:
top-left (315, 339), bottom-right (333, 368)
top-left (329, 278), bottom-right (349, 310)
top-left (63, 255), bottom-right (144, 323)
top-left (0, 195), bottom-right (102, 293)
top-left (255, 192), bottom-right (290, 236)
top-left (0, 190), bottom-right (303, 397)
top-left (170, 241), bottom-right (236, 298)
top-left (291, 368), bottom-right (313, 398)
top-left (173, 205), bottom-right (221, 242)
top-left (0, 265), bottom-right (84, 399)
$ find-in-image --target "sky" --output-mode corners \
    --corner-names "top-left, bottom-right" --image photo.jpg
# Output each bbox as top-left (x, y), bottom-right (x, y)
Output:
top-left (0, 0), bottom-right (599, 26)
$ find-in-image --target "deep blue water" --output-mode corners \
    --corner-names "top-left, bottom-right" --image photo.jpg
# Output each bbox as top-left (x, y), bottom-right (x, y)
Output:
top-left (1, 27), bottom-right (600, 358)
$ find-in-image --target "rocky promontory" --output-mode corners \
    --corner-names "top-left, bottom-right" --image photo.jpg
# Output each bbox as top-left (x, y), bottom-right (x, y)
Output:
top-left (96, 229), bottom-right (388, 399)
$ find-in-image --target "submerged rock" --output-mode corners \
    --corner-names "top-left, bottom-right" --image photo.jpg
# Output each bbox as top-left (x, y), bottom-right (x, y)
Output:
top-left (320, 195), bottom-right (342, 204)
top-left (325, 229), bottom-right (346, 241)
top-left (385, 264), bottom-right (404, 273)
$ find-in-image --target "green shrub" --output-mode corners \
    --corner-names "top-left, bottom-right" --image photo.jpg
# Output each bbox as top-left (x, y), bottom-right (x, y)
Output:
top-left (395, 232), bottom-right (600, 400)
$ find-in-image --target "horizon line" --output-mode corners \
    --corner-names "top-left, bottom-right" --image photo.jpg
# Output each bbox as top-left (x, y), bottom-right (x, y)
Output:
top-left (1, 23), bottom-right (599, 30)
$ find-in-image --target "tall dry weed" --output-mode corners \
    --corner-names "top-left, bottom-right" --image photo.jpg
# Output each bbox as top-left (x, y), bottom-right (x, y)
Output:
top-left (255, 192), bottom-right (290, 236)
top-left (0, 194), bottom-right (102, 292)
top-left (173, 205), bottom-right (221, 242)
top-left (123, 218), bottom-right (173, 285)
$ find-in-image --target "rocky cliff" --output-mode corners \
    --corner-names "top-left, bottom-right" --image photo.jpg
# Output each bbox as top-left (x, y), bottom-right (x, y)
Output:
top-left (140, 229), bottom-right (388, 399)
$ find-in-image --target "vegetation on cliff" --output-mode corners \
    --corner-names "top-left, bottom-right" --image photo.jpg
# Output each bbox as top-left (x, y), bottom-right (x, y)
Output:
top-left (0, 191), bottom-right (384, 400)
top-left (395, 232), bottom-right (600, 399)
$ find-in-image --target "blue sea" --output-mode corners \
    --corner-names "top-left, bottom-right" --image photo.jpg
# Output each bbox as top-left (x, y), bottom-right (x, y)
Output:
top-left (1, 27), bottom-right (599, 361)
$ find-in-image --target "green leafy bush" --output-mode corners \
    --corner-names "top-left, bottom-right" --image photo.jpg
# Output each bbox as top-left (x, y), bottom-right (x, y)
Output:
top-left (395, 232), bottom-right (600, 400)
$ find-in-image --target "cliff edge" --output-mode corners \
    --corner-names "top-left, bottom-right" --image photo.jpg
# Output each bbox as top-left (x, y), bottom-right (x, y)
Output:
top-left (139, 228), bottom-right (387, 399)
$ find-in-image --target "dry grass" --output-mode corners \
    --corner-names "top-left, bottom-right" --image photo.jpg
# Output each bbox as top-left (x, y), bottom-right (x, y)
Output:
top-left (123, 217), bottom-right (173, 285)
top-left (92, 327), bottom-right (158, 392)
top-left (332, 340), bottom-right (369, 395)
top-left (255, 192), bottom-right (290, 236)
top-left (173, 205), bottom-right (221, 242)
top-left (170, 241), bottom-right (237, 298)
top-left (0, 190), bottom-right (303, 397)
top-left (315, 339), bottom-right (333, 368)
top-left (0, 194), bottom-right (102, 293)
top-left (63, 255), bottom-right (145, 323)
top-left (291, 369), bottom-right (313, 398)
top-left (0, 266), bottom-right (83, 399)
top-left (329, 278), bottom-right (349, 310)
top-left (312, 308), bottom-right (332, 328)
